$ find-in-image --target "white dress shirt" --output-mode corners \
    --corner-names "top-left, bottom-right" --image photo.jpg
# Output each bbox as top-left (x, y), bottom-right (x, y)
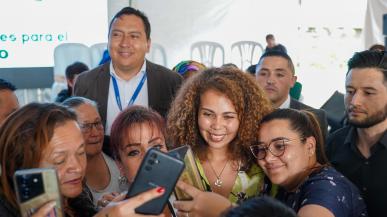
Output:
top-left (106, 61), bottom-right (148, 135)
top-left (278, 95), bottom-right (291, 109)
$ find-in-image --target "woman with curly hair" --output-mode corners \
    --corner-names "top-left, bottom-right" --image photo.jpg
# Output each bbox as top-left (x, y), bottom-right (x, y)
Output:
top-left (167, 67), bottom-right (272, 207)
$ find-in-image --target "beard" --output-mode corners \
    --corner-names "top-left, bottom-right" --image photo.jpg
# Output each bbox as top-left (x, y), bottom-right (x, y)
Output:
top-left (346, 104), bottom-right (387, 128)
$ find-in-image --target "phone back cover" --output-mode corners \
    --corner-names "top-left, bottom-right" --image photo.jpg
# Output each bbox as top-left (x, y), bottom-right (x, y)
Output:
top-left (14, 168), bottom-right (63, 217)
top-left (127, 148), bottom-right (185, 215)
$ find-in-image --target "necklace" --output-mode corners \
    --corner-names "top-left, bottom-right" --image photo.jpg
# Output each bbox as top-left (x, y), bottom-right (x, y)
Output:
top-left (208, 159), bottom-right (230, 187)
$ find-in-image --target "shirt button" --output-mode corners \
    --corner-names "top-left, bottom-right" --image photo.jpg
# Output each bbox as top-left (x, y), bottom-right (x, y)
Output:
top-left (362, 187), bottom-right (367, 191)
top-left (365, 161), bottom-right (369, 165)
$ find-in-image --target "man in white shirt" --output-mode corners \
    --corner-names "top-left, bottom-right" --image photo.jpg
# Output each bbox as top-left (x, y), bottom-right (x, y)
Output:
top-left (74, 7), bottom-right (182, 136)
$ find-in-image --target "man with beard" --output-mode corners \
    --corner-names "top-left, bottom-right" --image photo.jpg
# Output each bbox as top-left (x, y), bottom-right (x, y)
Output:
top-left (326, 50), bottom-right (387, 217)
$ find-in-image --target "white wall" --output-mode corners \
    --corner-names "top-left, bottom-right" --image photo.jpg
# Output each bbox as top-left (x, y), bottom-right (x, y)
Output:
top-left (130, 0), bottom-right (368, 108)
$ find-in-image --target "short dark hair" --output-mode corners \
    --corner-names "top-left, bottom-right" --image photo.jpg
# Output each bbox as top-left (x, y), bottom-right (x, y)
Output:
top-left (266, 34), bottom-right (275, 40)
top-left (65, 62), bottom-right (89, 80)
top-left (246, 64), bottom-right (257, 75)
top-left (109, 7), bottom-right (151, 40)
top-left (369, 44), bottom-right (385, 52)
top-left (223, 196), bottom-right (296, 217)
top-left (257, 51), bottom-right (295, 74)
top-left (347, 50), bottom-right (386, 81)
top-left (0, 79), bottom-right (16, 91)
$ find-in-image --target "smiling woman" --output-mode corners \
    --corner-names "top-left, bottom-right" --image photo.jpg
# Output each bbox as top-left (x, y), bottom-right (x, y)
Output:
top-left (167, 67), bottom-right (273, 209)
top-left (255, 109), bottom-right (368, 217)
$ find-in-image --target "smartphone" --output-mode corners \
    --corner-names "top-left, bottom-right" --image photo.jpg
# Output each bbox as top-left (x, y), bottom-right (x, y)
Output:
top-left (126, 147), bottom-right (185, 215)
top-left (13, 168), bottom-right (63, 217)
top-left (168, 145), bottom-right (205, 200)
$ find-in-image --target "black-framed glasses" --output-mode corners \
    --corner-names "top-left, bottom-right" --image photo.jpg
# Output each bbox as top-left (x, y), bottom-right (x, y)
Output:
top-left (250, 138), bottom-right (294, 160)
top-left (79, 121), bottom-right (103, 132)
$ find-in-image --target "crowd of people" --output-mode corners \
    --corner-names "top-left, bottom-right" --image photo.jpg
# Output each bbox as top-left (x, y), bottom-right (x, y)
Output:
top-left (0, 6), bottom-right (385, 217)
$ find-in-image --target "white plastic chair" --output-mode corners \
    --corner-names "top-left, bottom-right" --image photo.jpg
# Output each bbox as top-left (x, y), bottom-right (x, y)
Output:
top-left (231, 41), bottom-right (264, 70)
top-left (52, 43), bottom-right (92, 101)
top-left (54, 43), bottom-right (92, 76)
top-left (146, 43), bottom-right (167, 67)
top-left (190, 41), bottom-right (225, 67)
top-left (90, 42), bottom-right (108, 68)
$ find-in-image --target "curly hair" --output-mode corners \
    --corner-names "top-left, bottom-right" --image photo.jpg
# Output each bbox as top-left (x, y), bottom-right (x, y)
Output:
top-left (167, 67), bottom-right (272, 170)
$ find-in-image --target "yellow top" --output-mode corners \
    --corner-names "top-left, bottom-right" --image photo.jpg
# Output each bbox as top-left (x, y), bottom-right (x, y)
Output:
top-left (195, 157), bottom-right (265, 204)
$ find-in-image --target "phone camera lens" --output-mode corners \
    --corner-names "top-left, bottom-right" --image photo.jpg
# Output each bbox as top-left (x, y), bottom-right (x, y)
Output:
top-left (23, 189), bottom-right (30, 198)
top-left (145, 165), bottom-right (152, 171)
top-left (148, 159), bottom-right (154, 165)
top-left (151, 153), bottom-right (157, 159)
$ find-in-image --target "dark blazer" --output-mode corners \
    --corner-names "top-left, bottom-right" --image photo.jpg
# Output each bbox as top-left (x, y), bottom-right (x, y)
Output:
top-left (290, 98), bottom-right (329, 139)
top-left (74, 60), bottom-right (182, 128)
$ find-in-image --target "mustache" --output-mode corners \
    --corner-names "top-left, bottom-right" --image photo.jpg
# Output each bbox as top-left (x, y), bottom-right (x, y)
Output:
top-left (347, 106), bottom-right (367, 113)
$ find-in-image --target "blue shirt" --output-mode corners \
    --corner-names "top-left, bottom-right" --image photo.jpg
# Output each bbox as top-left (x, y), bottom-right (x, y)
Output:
top-left (276, 167), bottom-right (368, 217)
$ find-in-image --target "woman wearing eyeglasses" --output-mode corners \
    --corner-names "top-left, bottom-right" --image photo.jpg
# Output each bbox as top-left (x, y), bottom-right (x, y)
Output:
top-left (174, 109), bottom-right (368, 217)
top-left (62, 97), bottom-right (127, 208)
top-left (250, 108), bottom-right (367, 217)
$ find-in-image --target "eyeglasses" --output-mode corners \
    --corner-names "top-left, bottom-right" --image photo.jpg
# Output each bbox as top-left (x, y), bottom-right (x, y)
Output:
top-left (79, 121), bottom-right (103, 132)
top-left (250, 138), bottom-right (295, 160)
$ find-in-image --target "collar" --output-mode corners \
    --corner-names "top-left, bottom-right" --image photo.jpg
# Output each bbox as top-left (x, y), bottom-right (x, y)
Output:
top-left (279, 95), bottom-right (291, 109)
top-left (344, 126), bottom-right (387, 152)
top-left (109, 59), bottom-right (146, 81)
top-left (378, 129), bottom-right (387, 148)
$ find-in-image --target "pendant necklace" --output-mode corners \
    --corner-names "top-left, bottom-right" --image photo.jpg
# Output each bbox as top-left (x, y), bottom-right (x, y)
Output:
top-left (208, 159), bottom-right (230, 187)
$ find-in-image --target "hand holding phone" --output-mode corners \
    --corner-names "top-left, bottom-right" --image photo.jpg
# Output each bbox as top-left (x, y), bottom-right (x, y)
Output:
top-left (168, 145), bottom-right (205, 200)
top-left (95, 187), bottom-right (165, 217)
top-left (13, 168), bottom-right (63, 217)
top-left (126, 147), bottom-right (185, 215)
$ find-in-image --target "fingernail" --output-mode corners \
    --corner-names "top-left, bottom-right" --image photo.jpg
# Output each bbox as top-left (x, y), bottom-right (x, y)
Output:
top-left (156, 187), bottom-right (165, 194)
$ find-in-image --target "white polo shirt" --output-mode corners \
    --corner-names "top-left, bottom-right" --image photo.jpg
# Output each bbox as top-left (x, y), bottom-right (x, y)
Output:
top-left (105, 61), bottom-right (148, 135)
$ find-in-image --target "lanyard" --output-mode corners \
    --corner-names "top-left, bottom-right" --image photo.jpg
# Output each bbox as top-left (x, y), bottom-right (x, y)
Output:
top-left (111, 72), bottom-right (147, 111)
